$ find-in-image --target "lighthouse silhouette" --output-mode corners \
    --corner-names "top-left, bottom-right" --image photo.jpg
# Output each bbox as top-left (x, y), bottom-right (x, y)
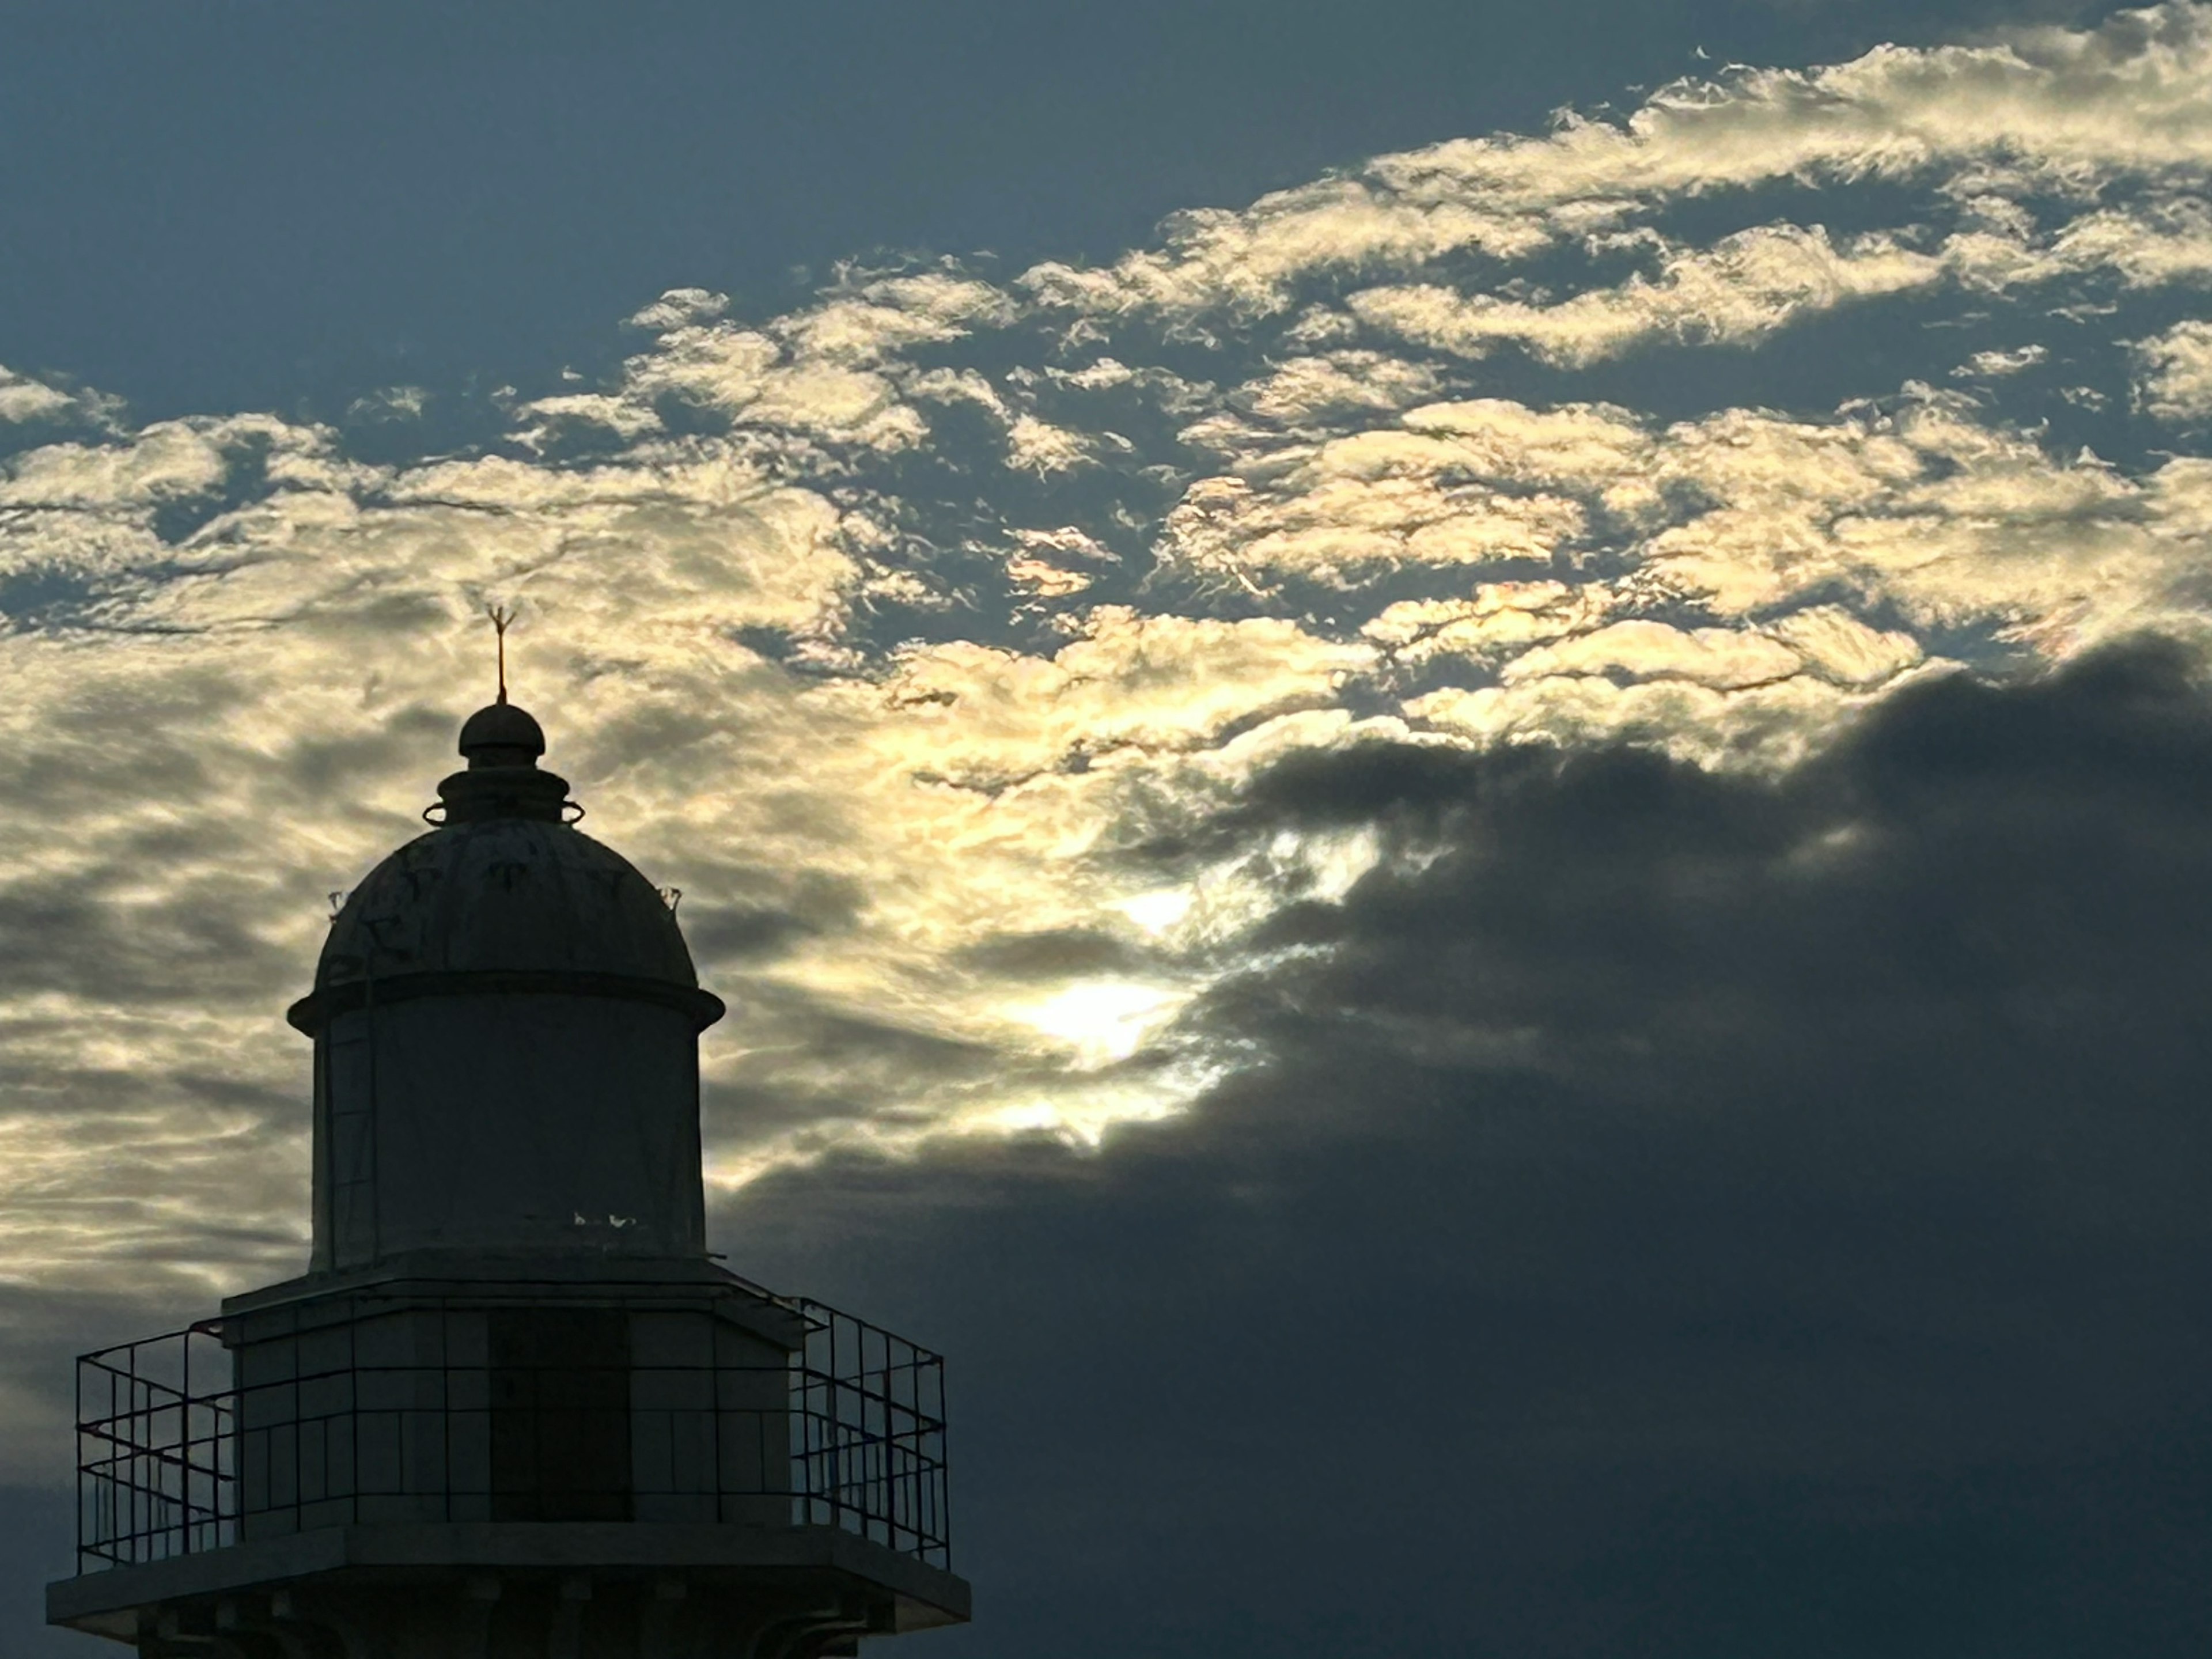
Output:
top-left (47, 653), bottom-right (970, 1657)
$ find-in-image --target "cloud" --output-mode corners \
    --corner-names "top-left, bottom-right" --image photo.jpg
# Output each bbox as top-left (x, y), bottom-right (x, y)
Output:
top-left (1953, 342), bottom-right (2048, 378)
top-left (1501, 616), bottom-right (1813, 689)
top-left (608, 271), bottom-right (1015, 453)
top-left (1362, 579), bottom-right (1620, 665)
top-left (1005, 414), bottom-right (1100, 474)
top-left (14, 6), bottom-right (2212, 1490)
top-left (2046, 198), bottom-right (2212, 286)
top-left (1161, 460), bottom-right (1588, 589)
top-left (512, 391), bottom-right (664, 447)
top-left (2132, 316), bottom-right (2212, 419)
top-left (1019, 179), bottom-right (1552, 320)
top-left (344, 385), bottom-right (429, 425)
top-left (863, 607), bottom-right (1374, 788)
top-left (1407, 665), bottom-right (1905, 770)
top-left (1018, 5), bottom-right (2212, 325)
top-left (3, 420), bottom-right (233, 509)
top-left (1232, 351), bottom-right (1444, 423)
top-left (625, 286), bottom-right (731, 331)
top-left (1764, 603), bottom-right (1927, 683)
top-left (19, 43), bottom-right (2212, 1659)
top-left (1155, 372), bottom-right (2209, 694)
top-left (715, 639), bottom-right (2212, 1659)
top-left (0, 370), bottom-right (91, 429)
top-left (1351, 225), bottom-right (1944, 366)
top-left (776, 271), bottom-right (1017, 365)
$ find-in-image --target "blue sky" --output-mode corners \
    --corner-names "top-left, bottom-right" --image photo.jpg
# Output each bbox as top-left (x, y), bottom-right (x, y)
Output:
top-left (0, 0), bottom-right (2082, 420)
top-left (9, 3), bottom-right (2212, 1654)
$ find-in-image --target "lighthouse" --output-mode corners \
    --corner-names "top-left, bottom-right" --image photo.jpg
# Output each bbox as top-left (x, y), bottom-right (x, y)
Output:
top-left (47, 682), bottom-right (969, 1657)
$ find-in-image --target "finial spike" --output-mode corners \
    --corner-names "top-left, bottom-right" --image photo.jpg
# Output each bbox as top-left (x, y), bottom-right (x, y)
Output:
top-left (487, 604), bottom-right (514, 706)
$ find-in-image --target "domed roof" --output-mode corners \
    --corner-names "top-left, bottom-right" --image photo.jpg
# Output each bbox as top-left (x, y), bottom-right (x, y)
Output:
top-left (287, 700), bottom-right (722, 1035)
top-left (319, 816), bottom-right (698, 980)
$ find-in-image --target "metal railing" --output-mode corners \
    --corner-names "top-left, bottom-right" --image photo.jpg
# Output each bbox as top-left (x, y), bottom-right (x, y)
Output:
top-left (75, 1320), bottom-right (234, 1571)
top-left (796, 1300), bottom-right (950, 1565)
top-left (75, 1296), bottom-right (950, 1576)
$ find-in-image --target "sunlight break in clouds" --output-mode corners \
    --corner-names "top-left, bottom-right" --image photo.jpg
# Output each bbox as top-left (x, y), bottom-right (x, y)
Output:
top-left (6, 7), bottom-right (2212, 1425)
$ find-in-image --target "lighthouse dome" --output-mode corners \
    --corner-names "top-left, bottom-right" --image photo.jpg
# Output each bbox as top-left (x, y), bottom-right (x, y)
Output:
top-left (308, 819), bottom-right (706, 995)
top-left (287, 703), bottom-right (722, 1035)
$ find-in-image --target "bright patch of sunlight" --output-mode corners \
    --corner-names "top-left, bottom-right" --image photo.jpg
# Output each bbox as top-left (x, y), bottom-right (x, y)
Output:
top-left (1014, 979), bottom-right (1190, 1067)
top-left (1114, 887), bottom-right (1195, 934)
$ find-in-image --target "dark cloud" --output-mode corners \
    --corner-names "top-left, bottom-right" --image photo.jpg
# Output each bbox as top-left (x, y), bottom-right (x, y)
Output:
top-left (703, 986), bottom-right (1006, 1147)
top-left (0, 1490), bottom-right (75, 1659)
top-left (717, 637), bottom-right (2212, 1658)
top-left (0, 878), bottom-right (293, 1012)
top-left (956, 927), bottom-right (1154, 979)
top-left (682, 869), bottom-right (866, 964)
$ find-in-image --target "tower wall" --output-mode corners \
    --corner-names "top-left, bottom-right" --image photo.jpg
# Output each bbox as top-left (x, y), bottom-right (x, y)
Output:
top-left (232, 1291), bottom-right (796, 1543)
top-left (312, 991), bottom-right (707, 1270)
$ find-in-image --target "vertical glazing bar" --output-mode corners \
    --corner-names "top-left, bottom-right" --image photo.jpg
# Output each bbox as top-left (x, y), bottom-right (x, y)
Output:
top-left (444, 1300), bottom-right (456, 1524)
top-left (935, 1354), bottom-right (952, 1567)
top-left (75, 1357), bottom-right (86, 1571)
top-left (713, 1312), bottom-right (728, 1523)
top-left (347, 1303), bottom-right (358, 1526)
top-left (127, 1354), bottom-right (143, 1562)
top-left (180, 1329), bottom-right (190, 1556)
top-left (122, 1351), bottom-right (136, 1563)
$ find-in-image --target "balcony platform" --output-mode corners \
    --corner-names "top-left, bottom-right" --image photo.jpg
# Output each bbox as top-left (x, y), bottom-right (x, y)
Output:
top-left (51, 1520), bottom-right (971, 1647)
top-left (56, 1287), bottom-right (963, 1656)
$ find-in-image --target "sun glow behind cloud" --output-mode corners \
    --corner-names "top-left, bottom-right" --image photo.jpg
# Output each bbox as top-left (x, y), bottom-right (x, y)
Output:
top-left (1013, 979), bottom-right (1191, 1069)
top-left (0, 6), bottom-right (2211, 1432)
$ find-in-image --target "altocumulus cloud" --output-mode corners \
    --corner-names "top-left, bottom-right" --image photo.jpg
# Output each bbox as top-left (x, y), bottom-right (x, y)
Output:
top-left (5, 9), bottom-right (2212, 1647)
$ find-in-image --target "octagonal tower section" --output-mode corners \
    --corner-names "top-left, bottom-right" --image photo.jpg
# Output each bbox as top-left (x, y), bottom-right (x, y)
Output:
top-left (295, 698), bottom-right (721, 1272)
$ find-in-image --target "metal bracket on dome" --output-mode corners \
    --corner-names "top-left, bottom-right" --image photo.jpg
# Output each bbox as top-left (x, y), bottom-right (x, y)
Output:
top-left (562, 800), bottom-right (586, 824)
top-left (422, 803), bottom-right (449, 826)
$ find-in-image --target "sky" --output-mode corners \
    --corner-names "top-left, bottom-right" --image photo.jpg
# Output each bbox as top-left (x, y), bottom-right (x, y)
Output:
top-left (6, 1), bottom-right (2212, 1653)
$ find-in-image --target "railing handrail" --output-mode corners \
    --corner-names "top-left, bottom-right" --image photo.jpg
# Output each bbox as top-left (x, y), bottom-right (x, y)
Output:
top-left (74, 1300), bottom-right (952, 1575)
